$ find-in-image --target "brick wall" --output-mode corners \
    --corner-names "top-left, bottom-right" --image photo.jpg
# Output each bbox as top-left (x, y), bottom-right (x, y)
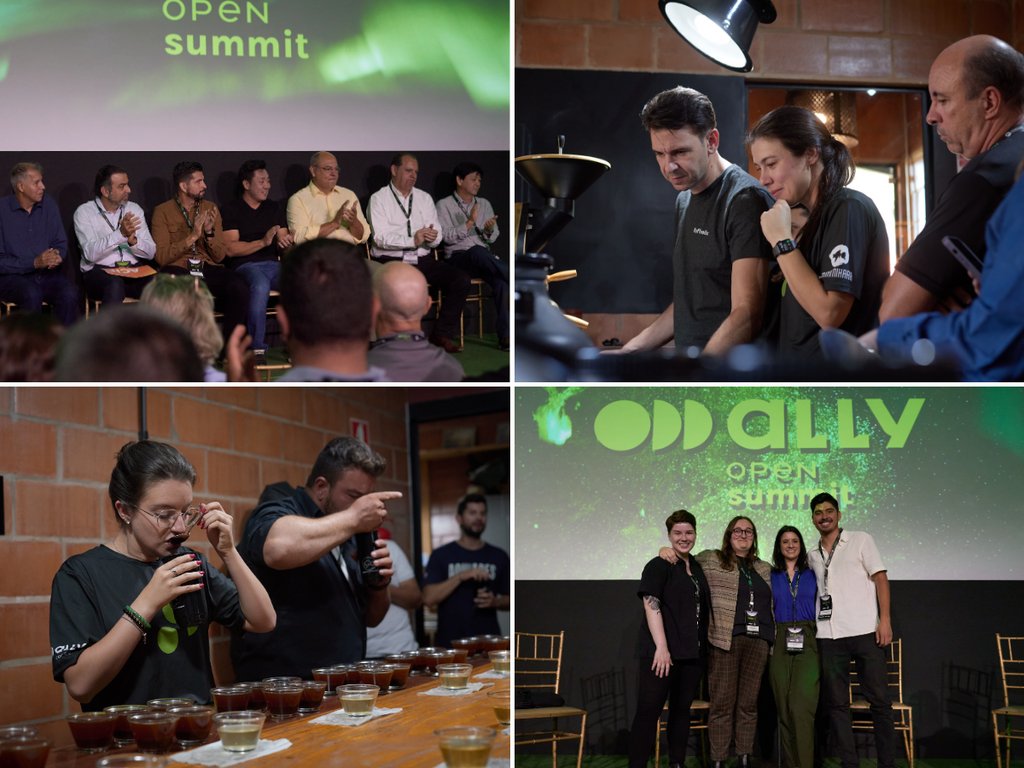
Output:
top-left (0, 386), bottom-right (411, 745)
top-left (517, 0), bottom-right (1024, 82)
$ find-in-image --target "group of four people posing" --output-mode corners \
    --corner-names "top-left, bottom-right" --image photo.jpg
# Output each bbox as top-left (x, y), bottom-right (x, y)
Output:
top-left (630, 494), bottom-right (894, 768)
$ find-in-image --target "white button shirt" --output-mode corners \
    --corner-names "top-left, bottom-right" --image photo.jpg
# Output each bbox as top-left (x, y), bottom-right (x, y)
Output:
top-left (367, 183), bottom-right (444, 264)
top-left (808, 529), bottom-right (887, 640)
top-left (73, 199), bottom-right (156, 272)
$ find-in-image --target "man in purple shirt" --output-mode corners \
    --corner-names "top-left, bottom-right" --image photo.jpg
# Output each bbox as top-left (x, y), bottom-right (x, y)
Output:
top-left (0, 163), bottom-right (78, 325)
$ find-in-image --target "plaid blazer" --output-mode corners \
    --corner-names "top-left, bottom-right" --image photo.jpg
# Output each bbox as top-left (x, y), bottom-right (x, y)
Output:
top-left (694, 549), bottom-right (774, 652)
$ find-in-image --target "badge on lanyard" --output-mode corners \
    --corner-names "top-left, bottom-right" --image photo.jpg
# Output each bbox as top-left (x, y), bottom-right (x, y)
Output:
top-left (746, 610), bottom-right (760, 636)
top-left (786, 626), bottom-right (805, 652)
top-left (818, 594), bottom-right (833, 620)
top-left (188, 257), bottom-right (204, 277)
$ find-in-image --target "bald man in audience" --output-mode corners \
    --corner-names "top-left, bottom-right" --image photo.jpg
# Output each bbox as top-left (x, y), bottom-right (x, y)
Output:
top-left (880, 35), bottom-right (1024, 321)
top-left (367, 262), bottom-right (464, 382)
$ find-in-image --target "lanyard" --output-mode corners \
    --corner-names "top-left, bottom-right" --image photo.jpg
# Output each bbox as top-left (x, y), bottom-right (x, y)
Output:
top-left (390, 184), bottom-right (413, 238)
top-left (787, 569), bottom-right (802, 621)
top-left (177, 199), bottom-right (200, 256)
top-left (95, 201), bottom-right (131, 260)
top-left (452, 193), bottom-right (492, 252)
top-left (680, 559), bottom-right (701, 648)
top-left (739, 565), bottom-right (755, 611)
top-left (817, 529), bottom-right (843, 595)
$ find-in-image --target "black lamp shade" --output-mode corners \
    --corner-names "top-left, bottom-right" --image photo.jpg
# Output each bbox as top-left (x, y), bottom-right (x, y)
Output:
top-left (658, 0), bottom-right (776, 73)
top-left (787, 90), bottom-right (860, 148)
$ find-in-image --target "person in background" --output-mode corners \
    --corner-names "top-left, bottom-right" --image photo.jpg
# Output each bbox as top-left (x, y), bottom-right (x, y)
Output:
top-left (365, 531), bottom-right (424, 658)
top-left (141, 274), bottom-right (225, 383)
top-left (0, 312), bottom-right (63, 381)
top-left (769, 526), bottom-right (819, 768)
top-left (629, 510), bottom-right (710, 768)
top-left (49, 441), bottom-right (275, 710)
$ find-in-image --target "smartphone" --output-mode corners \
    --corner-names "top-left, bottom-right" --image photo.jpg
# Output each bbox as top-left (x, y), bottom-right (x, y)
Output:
top-left (942, 235), bottom-right (984, 283)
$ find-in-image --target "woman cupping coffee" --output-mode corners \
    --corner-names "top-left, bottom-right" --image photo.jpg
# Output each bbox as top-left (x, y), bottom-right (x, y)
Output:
top-left (49, 441), bottom-right (276, 710)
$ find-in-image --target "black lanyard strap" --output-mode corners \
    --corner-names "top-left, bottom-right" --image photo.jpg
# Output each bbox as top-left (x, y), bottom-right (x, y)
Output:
top-left (390, 184), bottom-right (413, 238)
top-left (817, 529), bottom-right (843, 595)
top-left (787, 569), bottom-right (802, 620)
top-left (177, 199), bottom-right (200, 256)
top-left (739, 564), bottom-right (755, 610)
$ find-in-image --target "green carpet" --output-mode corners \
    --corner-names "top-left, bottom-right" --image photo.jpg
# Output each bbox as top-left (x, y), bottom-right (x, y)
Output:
top-left (513, 759), bottom-right (1024, 768)
top-left (218, 335), bottom-right (508, 382)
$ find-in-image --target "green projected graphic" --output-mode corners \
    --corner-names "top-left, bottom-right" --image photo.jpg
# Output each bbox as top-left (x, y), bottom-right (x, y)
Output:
top-left (517, 387), bottom-right (1024, 581)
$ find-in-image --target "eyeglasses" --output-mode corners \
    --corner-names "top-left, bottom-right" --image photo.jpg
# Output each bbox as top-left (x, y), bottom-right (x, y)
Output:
top-left (731, 528), bottom-right (755, 538)
top-left (135, 505), bottom-right (201, 529)
top-left (316, 166), bottom-right (340, 173)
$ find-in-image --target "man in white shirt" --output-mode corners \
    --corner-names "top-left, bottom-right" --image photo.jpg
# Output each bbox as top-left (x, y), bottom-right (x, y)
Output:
top-left (365, 537), bottom-right (423, 658)
top-left (286, 151), bottom-right (370, 248)
top-left (73, 165), bottom-right (157, 308)
top-left (368, 153), bottom-right (470, 355)
top-left (435, 162), bottom-right (509, 351)
top-left (806, 492), bottom-right (895, 768)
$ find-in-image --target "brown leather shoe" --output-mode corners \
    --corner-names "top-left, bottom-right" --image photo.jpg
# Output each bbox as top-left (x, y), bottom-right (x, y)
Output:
top-left (428, 334), bottom-right (463, 353)
top-left (499, 337), bottom-right (510, 351)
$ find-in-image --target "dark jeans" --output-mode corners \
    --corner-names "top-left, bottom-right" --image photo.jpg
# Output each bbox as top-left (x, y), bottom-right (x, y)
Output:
top-left (819, 633), bottom-right (895, 768)
top-left (377, 255), bottom-right (470, 341)
top-left (0, 270), bottom-right (78, 325)
top-left (161, 265), bottom-right (250, 340)
top-left (629, 657), bottom-right (705, 768)
top-left (83, 267), bottom-right (155, 306)
top-left (448, 246), bottom-right (509, 339)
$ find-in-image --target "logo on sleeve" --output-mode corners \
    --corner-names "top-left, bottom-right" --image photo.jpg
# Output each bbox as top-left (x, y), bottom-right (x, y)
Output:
top-left (829, 245), bottom-right (850, 267)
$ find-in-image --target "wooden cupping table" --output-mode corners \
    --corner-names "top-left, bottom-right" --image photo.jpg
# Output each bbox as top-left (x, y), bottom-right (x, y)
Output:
top-left (46, 660), bottom-right (509, 768)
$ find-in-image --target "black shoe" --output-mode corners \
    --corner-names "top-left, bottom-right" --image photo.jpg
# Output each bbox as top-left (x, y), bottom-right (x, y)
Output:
top-left (253, 349), bottom-right (267, 366)
top-left (499, 336), bottom-right (510, 351)
top-left (428, 333), bottom-right (463, 354)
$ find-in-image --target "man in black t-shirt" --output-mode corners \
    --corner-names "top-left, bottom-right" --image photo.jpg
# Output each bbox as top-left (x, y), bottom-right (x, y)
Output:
top-left (880, 35), bottom-right (1024, 321)
top-left (613, 87), bottom-right (774, 356)
top-left (221, 159), bottom-right (294, 362)
top-left (232, 437), bottom-right (398, 679)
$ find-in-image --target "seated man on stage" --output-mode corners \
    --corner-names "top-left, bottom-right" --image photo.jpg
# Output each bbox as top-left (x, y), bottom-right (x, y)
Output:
top-left (368, 261), bottom-right (464, 382)
top-left (0, 163), bottom-right (78, 325)
top-left (73, 165), bottom-right (157, 309)
top-left (151, 161), bottom-right (249, 341)
top-left (435, 162), bottom-right (509, 351)
top-left (368, 153), bottom-right (470, 354)
top-left (222, 159), bottom-right (293, 364)
top-left (286, 151), bottom-right (370, 250)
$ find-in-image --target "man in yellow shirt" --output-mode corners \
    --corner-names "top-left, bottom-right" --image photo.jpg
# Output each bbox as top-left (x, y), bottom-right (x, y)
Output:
top-left (286, 152), bottom-right (370, 249)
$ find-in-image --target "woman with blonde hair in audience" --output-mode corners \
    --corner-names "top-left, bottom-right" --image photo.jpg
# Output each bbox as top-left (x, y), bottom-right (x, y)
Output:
top-left (141, 274), bottom-right (226, 382)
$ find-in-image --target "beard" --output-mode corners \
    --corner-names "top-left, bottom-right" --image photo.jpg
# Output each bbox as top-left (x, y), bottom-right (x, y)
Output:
top-left (460, 521), bottom-right (484, 539)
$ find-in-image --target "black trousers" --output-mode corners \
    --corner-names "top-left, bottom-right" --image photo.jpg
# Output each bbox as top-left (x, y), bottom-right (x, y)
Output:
top-left (629, 657), bottom-right (705, 768)
top-left (161, 265), bottom-right (249, 339)
top-left (819, 633), bottom-right (895, 768)
top-left (83, 268), bottom-right (155, 306)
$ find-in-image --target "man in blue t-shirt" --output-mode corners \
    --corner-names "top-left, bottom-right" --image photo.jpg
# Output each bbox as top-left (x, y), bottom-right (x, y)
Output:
top-left (423, 494), bottom-right (510, 648)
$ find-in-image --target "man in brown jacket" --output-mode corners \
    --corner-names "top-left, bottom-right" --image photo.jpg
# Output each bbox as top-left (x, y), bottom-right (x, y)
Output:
top-left (151, 161), bottom-right (249, 338)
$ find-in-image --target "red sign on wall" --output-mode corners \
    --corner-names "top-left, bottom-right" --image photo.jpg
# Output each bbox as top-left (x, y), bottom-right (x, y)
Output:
top-left (351, 418), bottom-right (370, 445)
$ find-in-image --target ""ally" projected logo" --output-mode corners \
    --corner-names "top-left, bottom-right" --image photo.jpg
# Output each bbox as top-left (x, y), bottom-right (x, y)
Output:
top-left (593, 398), bottom-right (925, 452)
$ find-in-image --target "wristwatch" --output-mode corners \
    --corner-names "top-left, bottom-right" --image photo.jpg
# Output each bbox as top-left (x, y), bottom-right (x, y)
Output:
top-left (773, 238), bottom-right (797, 258)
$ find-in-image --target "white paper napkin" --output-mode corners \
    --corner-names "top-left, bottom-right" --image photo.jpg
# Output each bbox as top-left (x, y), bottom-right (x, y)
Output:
top-left (168, 738), bottom-right (291, 766)
top-left (309, 706), bottom-right (402, 727)
top-left (431, 760), bottom-right (509, 768)
top-left (418, 682), bottom-right (491, 697)
top-left (472, 670), bottom-right (509, 680)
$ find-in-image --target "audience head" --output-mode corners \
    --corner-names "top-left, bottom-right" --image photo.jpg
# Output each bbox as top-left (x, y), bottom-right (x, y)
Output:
top-left (94, 165), bottom-right (131, 206)
top-left (453, 162), bottom-right (484, 197)
top-left (0, 313), bottom-right (63, 381)
top-left (373, 261), bottom-right (430, 335)
top-left (172, 161), bottom-right (206, 201)
top-left (309, 151), bottom-right (339, 194)
top-left (237, 159), bottom-right (270, 203)
top-left (55, 304), bottom-right (204, 381)
top-left (641, 88), bottom-right (720, 193)
top-left (390, 153), bottom-right (418, 194)
top-left (747, 105), bottom-right (855, 247)
top-left (141, 274), bottom-right (223, 369)
top-left (279, 239), bottom-right (376, 350)
top-left (10, 162), bottom-right (45, 205)
top-left (928, 35), bottom-right (1024, 158)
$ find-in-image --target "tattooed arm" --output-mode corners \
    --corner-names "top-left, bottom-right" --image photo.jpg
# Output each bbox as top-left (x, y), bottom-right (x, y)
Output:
top-left (643, 594), bottom-right (672, 678)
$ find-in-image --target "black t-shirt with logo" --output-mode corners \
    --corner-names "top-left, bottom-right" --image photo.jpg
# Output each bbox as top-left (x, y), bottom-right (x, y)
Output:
top-left (781, 188), bottom-right (890, 357)
top-left (672, 164), bottom-right (775, 350)
top-left (49, 545), bottom-right (246, 711)
top-left (220, 197), bottom-right (287, 267)
top-left (894, 127), bottom-right (1024, 300)
top-left (635, 555), bottom-right (711, 660)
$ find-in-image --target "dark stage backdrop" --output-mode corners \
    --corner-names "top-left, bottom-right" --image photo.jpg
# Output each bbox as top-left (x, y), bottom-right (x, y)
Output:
top-left (0, 150), bottom-right (509, 301)
top-left (517, 579), bottom-right (1024, 761)
top-left (515, 69), bottom-right (959, 316)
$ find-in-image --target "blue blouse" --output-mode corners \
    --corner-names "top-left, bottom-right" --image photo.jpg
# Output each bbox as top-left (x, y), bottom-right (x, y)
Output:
top-left (771, 568), bottom-right (818, 622)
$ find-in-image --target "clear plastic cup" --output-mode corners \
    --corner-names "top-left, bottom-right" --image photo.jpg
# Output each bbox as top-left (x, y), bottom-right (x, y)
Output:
top-left (210, 686), bottom-right (251, 713)
top-left (298, 681), bottom-right (328, 714)
top-left (0, 726), bottom-right (40, 739)
top-left (127, 712), bottom-right (179, 754)
top-left (435, 726), bottom-right (498, 768)
top-left (487, 690), bottom-right (511, 725)
top-left (169, 705), bottom-right (215, 746)
top-left (489, 650), bottom-right (511, 676)
top-left (437, 663), bottom-right (473, 690)
top-left (96, 754), bottom-right (169, 767)
top-left (0, 736), bottom-right (51, 768)
top-left (212, 711), bottom-right (266, 753)
top-left (145, 697), bottom-right (194, 712)
top-left (104, 704), bottom-right (150, 746)
top-left (66, 711), bottom-right (116, 753)
top-left (337, 684), bottom-right (380, 718)
top-left (264, 684), bottom-right (303, 720)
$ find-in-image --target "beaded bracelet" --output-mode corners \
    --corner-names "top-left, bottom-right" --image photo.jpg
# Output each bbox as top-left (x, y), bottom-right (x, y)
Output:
top-left (124, 605), bottom-right (151, 630)
top-left (121, 613), bottom-right (147, 644)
